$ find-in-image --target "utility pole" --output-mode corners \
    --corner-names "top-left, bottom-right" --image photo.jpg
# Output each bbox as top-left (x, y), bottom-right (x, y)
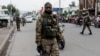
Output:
top-left (59, 0), bottom-right (61, 22)
top-left (10, 0), bottom-right (12, 16)
top-left (95, 0), bottom-right (98, 16)
top-left (10, 0), bottom-right (13, 25)
top-left (59, 0), bottom-right (61, 14)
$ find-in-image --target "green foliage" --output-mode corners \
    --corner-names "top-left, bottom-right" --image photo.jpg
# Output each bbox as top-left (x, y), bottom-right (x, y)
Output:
top-left (72, 1), bottom-right (76, 7)
top-left (7, 4), bottom-right (19, 16)
top-left (75, 10), bottom-right (80, 15)
top-left (69, 1), bottom-right (76, 7)
top-left (15, 9), bottom-right (20, 16)
top-left (63, 11), bottom-right (68, 16)
top-left (68, 11), bottom-right (72, 14)
top-left (2, 5), bottom-right (7, 9)
top-left (7, 4), bottom-right (13, 12)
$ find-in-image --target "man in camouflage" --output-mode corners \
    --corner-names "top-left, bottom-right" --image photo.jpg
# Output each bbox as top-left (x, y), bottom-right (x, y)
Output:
top-left (36, 2), bottom-right (63, 56)
top-left (16, 15), bottom-right (21, 31)
top-left (80, 9), bottom-right (92, 35)
top-left (21, 16), bottom-right (26, 26)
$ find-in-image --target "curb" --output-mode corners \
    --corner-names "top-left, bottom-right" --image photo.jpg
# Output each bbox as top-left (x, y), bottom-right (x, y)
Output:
top-left (0, 26), bottom-right (16, 55)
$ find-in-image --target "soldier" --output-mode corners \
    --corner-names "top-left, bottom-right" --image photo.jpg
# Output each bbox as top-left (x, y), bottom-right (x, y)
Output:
top-left (80, 9), bottom-right (92, 35)
top-left (36, 2), bottom-right (63, 56)
top-left (16, 15), bottom-right (21, 31)
top-left (21, 16), bottom-right (26, 26)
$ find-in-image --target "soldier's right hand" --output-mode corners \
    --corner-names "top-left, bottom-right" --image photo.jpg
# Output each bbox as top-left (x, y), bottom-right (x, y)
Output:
top-left (37, 45), bottom-right (43, 53)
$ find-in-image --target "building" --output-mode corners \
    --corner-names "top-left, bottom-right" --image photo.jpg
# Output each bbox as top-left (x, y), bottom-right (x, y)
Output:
top-left (79, 0), bottom-right (96, 9)
top-left (79, 0), bottom-right (98, 15)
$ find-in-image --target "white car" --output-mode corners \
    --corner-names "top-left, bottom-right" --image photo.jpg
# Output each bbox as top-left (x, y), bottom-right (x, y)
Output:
top-left (25, 16), bottom-right (33, 23)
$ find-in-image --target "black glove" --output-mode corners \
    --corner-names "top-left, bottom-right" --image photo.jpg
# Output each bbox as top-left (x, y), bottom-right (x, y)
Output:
top-left (57, 38), bottom-right (65, 50)
top-left (37, 45), bottom-right (43, 53)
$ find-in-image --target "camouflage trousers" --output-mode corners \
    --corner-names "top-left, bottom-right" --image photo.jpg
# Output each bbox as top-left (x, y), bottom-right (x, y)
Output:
top-left (16, 22), bottom-right (20, 31)
top-left (41, 38), bottom-right (59, 56)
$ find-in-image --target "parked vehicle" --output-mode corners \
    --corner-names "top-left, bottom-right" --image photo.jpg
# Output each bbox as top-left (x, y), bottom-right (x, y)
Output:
top-left (58, 23), bottom-right (65, 50)
top-left (0, 8), bottom-right (13, 27)
top-left (94, 21), bottom-right (100, 28)
top-left (25, 16), bottom-right (33, 23)
top-left (76, 16), bottom-right (83, 26)
top-left (94, 17), bottom-right (100, 28)
top-left (0, 14), bottom-right (13, 27)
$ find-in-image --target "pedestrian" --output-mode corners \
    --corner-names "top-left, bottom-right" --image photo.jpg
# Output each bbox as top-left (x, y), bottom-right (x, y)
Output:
top-left (96, 15), bottom-right (100, 22)
top-left (36, 2), bottom-right (63, 56)
top-left (80, 9), bottom-right (92, 35)
top-left (15, 14), bottom-right (21, 31)
top-left (21, 16), bottom-right (26, 26)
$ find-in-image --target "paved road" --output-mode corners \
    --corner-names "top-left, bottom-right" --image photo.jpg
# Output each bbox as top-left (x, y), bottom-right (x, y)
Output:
top-left (6, 20), bottom-right (100, 56)
top-left (61, 23), bottom-right (100, 56)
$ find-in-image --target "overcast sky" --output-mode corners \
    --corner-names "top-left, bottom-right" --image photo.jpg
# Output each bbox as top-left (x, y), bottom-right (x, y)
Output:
top-left (0, 0), bottom-right (79, 11)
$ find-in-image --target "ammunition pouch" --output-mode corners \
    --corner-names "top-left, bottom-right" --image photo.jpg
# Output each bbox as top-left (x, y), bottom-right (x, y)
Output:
top-left (42, 26), bottom-right (57, 39)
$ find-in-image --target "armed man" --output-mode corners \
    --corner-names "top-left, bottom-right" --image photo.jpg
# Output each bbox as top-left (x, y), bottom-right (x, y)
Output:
top-left (15, 14), bottom-right (21, 31)
top-left (80, 8), bottom-right (92, 35)
top-left (21, 16), bottom-right (26, 26)
top-left (36, 2), bottom-right (63, 56)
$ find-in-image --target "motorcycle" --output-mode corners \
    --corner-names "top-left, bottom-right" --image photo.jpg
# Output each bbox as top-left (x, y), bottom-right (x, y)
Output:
top-left (57, 23), bottom-right (65, 50)
top-left (57, 37), bottom-right (65, 50)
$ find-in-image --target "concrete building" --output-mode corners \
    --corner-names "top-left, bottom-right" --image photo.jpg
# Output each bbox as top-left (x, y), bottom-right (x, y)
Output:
top-left (79, 0), bottom-right (96, 15)
top-left (79, 0), bottom-right (96, 9)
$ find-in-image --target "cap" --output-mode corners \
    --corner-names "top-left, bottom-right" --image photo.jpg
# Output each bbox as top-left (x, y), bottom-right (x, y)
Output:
top-left (45, 2), bottom-right (52, 7)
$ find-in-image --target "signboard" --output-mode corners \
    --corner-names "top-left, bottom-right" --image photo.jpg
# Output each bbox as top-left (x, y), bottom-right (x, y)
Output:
top-left (53, 8), bottom-right (63, 14)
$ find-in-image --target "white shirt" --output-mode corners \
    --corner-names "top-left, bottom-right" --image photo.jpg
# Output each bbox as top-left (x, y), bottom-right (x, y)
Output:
top-left (96, 17), bottom-right (100, 22)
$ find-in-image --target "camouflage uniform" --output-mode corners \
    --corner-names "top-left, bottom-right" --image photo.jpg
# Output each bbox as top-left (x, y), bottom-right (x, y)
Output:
top-left (36, 13), bottom-right (63, 56)
top-left (21, 17), bottom-right (26, 26)
top-left (16, 16), bottom-right (21, 31)
top-left (81, 15), bottom-right (92, 35)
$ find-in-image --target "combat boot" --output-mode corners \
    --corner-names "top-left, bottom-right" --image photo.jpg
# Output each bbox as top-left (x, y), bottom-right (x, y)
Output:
top-left (89, 33), bottom-right (92, 35)
top-left (17, 29), bottom-right (20, 31)
top-left (80, 32), bottom-right (84, 34)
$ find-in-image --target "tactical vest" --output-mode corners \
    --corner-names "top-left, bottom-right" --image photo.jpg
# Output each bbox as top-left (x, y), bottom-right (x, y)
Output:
top-left (41, 16), bottom-right (58, 39)
top-left (84, 16), bottom-right (91, 24)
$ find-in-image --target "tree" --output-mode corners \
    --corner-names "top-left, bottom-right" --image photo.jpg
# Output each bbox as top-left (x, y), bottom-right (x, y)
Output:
top-left (2, 5), bottom-right (7, 9)
top-left (69, 1), bottom-right (76, 7)
top-left (68, 11), bottom-right (72, 14)
top-left (15, 9), bottom-right (20, 16)
top-left (69, 4), bottom-right (72, 8)
top-left (72, 1), bottom-right (76, 7)
top-left (63, 11), bottom-right (68, 16)
top-left (75, 10), bottom-right (80, 15)
top-left (7, 4), bottom-right (17, 16)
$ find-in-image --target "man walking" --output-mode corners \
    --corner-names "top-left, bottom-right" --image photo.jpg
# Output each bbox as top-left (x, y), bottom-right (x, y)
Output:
top-left (80, 9), bottom-right (92, 35)
top-left (36, 2), bottom-right (63, 56)
top-left (21, 16), bottom-right (26, 26)
top-left (16, 15), bottom-right (21, 31)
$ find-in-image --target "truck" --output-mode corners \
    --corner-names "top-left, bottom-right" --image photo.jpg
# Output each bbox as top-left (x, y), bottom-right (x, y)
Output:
top-left (0, 9), bottom-right (13, 27)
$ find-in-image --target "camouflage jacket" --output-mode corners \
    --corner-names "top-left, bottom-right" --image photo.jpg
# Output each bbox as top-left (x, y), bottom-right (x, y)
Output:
top-left (35, 13), bottom-right (63, 46)
top-left (83, 15), bottom-right (91, 25)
